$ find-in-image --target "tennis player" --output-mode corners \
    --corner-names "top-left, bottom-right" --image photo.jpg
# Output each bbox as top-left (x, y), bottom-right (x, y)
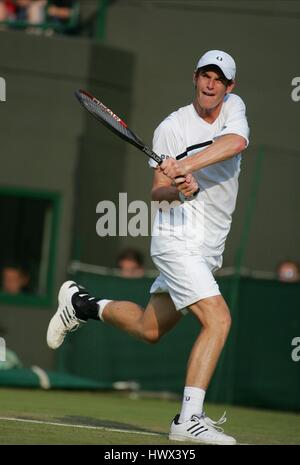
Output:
top-left (47, 50), bottom-right (249, 445)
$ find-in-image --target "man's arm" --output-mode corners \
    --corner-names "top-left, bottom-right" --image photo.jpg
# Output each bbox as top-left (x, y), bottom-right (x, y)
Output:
top-left (159, 134), bottom-right (246, 179)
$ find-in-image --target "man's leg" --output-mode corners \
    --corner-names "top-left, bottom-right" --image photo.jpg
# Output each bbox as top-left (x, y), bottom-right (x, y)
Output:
top-left (102, 292), bottom-right (231, 417)
top-left (177, 294), bottom-right (231, 422)
top-left (186, 294), bottom-right (231, 388)
top-left (169, 294), bottom-right (236, 444)
top-left (47, 281), bottom-right (181, 349)
top-left (101, 293), bottom-right (182, 343)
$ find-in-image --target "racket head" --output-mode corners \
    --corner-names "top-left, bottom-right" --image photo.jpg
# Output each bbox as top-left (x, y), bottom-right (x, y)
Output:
top-left (75, 89), bottom-right (145, 150)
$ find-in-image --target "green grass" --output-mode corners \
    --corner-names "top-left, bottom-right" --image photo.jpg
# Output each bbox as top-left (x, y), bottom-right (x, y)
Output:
top-left (0, 388), bottom-right (299, 444)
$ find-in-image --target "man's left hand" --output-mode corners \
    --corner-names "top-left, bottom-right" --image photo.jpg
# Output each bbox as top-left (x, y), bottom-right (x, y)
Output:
top-left (159, 158), bottom-right (189, 179)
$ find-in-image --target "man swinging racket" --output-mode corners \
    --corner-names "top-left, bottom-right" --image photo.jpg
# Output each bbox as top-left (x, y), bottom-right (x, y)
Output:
top-left (47, 50), bottom-right (249, 445)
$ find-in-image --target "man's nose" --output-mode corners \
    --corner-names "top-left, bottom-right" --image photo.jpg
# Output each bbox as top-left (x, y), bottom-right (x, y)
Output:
top-left (207, 79), bottom-right (214, 89)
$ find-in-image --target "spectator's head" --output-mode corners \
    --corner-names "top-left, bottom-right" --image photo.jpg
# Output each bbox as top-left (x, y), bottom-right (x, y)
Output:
top-left (15, 0), bottom-right (31, 7)
top-left (1, 263), bottom-right (30, 294)
top-left (277, 260), bottom-right (300, 283)
top-left (117, 248), bottom-right (145, 278)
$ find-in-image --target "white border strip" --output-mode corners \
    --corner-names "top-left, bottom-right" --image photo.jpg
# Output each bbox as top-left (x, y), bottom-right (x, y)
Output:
top-left (70, 260), bottom-right (276, 281)
top-left (69, 260), bottom-right (159, 278)
top-left (31, 366), bottom-right (51, 390)
top-left (0, 416), bottom-right (162, 437)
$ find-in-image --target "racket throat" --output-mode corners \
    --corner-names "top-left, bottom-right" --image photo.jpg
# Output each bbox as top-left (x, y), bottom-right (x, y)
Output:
top-left (142, 146), bottom-right (162, 164)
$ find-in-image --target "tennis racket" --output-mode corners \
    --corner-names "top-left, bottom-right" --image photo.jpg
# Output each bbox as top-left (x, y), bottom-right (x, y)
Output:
top-left (75, 89), bottom-right (162, 165)
top-left (75, 89), bottom-right (200, 197)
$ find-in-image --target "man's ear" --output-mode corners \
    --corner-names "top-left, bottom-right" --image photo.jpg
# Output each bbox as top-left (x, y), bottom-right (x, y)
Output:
top-left (193, 71), bottom-right (197, 88)
top-left (225, 80), bottom-right (235, 95)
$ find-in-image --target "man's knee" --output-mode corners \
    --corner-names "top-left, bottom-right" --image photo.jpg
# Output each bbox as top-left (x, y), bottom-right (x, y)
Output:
top-left (206, 310), bottom-right (232, 336)
top-left (141, 293), bottom-right (180, 344)
top-left (218, 308), bottom-right (232, 333)
top-left (142, 328), bottom-right (161, 344)
top-left (189, 295), bottom-right (232, 333)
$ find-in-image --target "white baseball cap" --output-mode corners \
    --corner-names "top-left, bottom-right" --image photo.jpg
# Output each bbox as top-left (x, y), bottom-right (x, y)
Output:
top-left (196, 50), bottom-right (236, 80)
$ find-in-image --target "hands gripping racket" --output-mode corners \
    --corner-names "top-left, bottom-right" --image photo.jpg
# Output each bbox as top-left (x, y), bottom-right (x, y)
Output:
top-left (75, 89), bottom-right (199, 197)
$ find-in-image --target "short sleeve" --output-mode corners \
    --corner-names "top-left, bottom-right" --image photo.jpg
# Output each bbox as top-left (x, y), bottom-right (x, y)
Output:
top-left (149, 117), bottom-right (183, 168)
top-left (214, 94), bottom-right (250, 147)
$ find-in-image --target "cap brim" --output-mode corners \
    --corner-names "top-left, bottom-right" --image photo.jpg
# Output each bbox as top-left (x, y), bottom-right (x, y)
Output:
top-left (196, 61), bottom-right (234, 80)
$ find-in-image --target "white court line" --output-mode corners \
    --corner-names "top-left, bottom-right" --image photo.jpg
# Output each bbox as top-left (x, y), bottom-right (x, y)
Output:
top-left (0, 416), bottom-right (162, 437)
top-left (0, 417), bottom-right (250, 444)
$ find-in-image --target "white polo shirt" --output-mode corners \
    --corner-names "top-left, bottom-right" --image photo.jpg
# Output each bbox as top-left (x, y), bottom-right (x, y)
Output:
top-left (149, 93), bottom-right (250, 259)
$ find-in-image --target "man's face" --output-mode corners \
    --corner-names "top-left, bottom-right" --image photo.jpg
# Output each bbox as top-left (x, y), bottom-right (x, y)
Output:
top-left (2, 268), bottom-right (25, 294)
top-left (278, 262), bottom-right (300, 282)
top-left (194, 68), bottom-right (235, 112)
top-left (118, 259), bottom-right (144, 278)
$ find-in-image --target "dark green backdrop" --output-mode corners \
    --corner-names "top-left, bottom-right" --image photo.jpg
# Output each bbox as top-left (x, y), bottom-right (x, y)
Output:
top-left (57, 272), bottom-right (300, 412)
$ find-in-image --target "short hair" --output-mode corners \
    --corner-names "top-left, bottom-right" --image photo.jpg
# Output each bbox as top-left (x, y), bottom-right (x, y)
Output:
top-left (1, 260), bottom-right (29, 275)
top-left (276, 259), bottom-right (300, 272)
top-left (117, 248), bottom-right (144, 267)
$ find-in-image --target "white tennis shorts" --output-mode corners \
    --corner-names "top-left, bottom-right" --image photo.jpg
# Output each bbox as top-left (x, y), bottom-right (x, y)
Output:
top-left (150, 252), bottom-right (222, 313)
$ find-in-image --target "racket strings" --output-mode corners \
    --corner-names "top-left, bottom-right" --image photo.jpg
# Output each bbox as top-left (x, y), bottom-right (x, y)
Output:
top-left (80, 93), bottom-right (133, 140)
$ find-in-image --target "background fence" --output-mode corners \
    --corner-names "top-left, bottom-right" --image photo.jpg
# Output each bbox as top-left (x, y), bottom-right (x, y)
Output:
top-left (56, 270), bottom-right (300, 412)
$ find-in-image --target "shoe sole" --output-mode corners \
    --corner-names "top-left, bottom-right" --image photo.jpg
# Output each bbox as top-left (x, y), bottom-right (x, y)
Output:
top-left (169, 433), bottom-right (236, 445)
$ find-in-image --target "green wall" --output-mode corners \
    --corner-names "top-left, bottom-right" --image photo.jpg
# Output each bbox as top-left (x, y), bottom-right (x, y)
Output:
top-left (104, 0), bottom-right (300, 273)
top-left (58, 271), bottom-right (300, 412)
top-left (0, 31), bottom-right (134, 369)
top-left (1, 0), bottom-right (300, 377)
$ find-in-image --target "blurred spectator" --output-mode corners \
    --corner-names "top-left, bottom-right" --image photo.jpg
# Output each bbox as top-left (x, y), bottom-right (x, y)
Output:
top-left (0, 0), bottom-right (46, 25)
top-left (1, 263), bottom-right (30, 294)
top-left (16, 0), bottom-right (46, 24)
top-left (15, 0), bottom-right (31, 21)
top-left (0, 0), bottom-right (15, 22)
top-left (117, 248), bottom-right (145, 278)
top-left (28, 0), bottom-right (46, 25)
top-left (0, 0), bottom-right (78, 33)
top-left (277, 260), bottom-right (300, 283)
top-left (47, 0), bottom-right (76, 27)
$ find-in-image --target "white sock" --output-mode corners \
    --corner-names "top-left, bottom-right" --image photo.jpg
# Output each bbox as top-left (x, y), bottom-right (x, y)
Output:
top-left (97, 299), bottom-right (112, 321)
top-left (178, 386), bottom-right (206, 423)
